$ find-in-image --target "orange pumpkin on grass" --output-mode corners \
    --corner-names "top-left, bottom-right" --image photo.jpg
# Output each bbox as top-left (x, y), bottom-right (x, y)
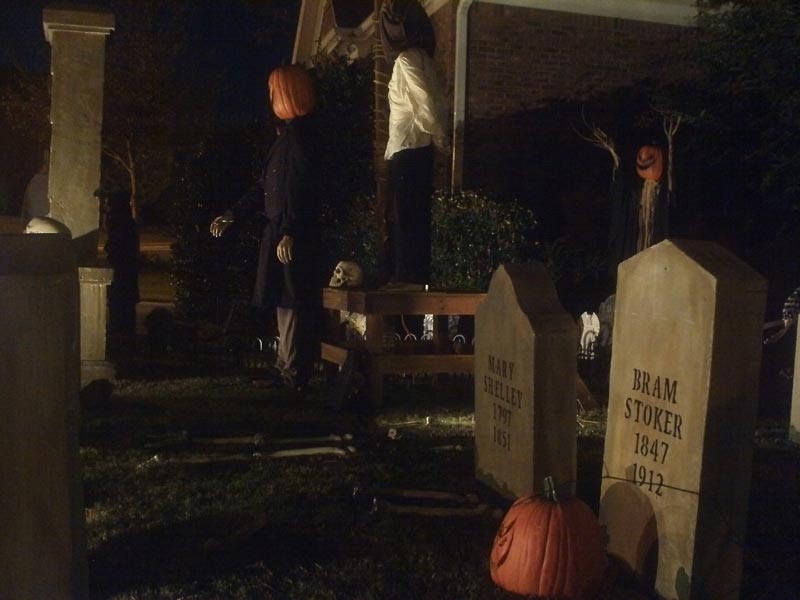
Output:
top-left (490, 476), bottom-right (607, 599)
top-left (268, 64), bottom-right (316, 121)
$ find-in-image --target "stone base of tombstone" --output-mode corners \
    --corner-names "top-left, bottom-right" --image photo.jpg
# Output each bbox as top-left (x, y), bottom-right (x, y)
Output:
top-left (599, 240), bottom-right (766, 600)
top-left (474, 263), bottom-right (577, 500)
top-left (79, 266), bottom-right (115, 387)
top-left (0, 234), bottom-right (87, 600)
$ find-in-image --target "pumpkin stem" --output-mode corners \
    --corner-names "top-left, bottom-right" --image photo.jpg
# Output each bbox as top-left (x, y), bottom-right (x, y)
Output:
top-left (543, 476), bottom-right (558, 502)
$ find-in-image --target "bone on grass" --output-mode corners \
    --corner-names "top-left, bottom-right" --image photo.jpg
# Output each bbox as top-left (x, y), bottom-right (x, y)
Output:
top-left (373, 498), bottom-right (490, 518)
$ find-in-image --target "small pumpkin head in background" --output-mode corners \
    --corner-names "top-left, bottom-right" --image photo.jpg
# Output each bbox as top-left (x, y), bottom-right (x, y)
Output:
top-left (268, 64), bottom-right (316, 121)
top-left (636, 145), bottom-right (664, 181)
top-left (490, 476), bottom-right (607, 599)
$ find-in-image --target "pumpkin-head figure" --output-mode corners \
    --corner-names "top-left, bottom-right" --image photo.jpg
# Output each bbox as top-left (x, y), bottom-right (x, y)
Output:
top-left (268, 64), bottom-right (316, 121)
top-left (636, 144), bottom-right (664, 181)
top-left (490, 476), bottom-right (607, 599)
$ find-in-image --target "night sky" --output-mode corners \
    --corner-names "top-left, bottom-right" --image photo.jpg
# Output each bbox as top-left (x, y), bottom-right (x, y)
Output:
top-left (0, 0), bottom-right (301, 214)
top-left (0, 0), bottom-right (51, 70)
top-left (0, 0), bottom-right (301, 121)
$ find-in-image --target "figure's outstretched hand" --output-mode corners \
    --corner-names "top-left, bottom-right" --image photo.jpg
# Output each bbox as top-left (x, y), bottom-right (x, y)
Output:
top-left (210, 215), bottom-right (234, 238)
top-left (277, 235), bottom-right (294, 264)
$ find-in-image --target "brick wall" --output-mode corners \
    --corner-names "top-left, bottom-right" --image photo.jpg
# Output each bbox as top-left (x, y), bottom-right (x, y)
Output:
top-left (451, 4), bottom-right (694, 244)
top-left (466, 4), bottom-right (690, 119)
top-left (430, 2), bottom-right (456, 188)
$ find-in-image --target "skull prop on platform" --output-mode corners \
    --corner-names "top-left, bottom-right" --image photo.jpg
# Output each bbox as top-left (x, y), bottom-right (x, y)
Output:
top-left (329, 261), bottom-right (364, 288)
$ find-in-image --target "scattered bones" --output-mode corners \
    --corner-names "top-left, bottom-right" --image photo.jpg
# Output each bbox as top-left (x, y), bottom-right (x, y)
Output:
top-left (353, 486), bottom-right (498, 518)
top-left (139, 431), bottom-right (356, 466)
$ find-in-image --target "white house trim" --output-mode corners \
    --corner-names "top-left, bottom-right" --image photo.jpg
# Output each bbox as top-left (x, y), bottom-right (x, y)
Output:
top-left (292, 0), bottom-right (326, 65)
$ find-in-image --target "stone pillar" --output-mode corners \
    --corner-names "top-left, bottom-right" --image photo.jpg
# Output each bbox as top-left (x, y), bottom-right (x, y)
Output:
top-left (0, 234), bottom-right (86, 600)
top-left (599, 240), bottom-right (766, 599)
top-left (79, 266), bottom-right (115, 384)
top-left (43, 5), bottom-right (114, 264)
top-left (44, 6), bottom-right (115, 387)
top-left (474, 263), bottom-right (577, 499)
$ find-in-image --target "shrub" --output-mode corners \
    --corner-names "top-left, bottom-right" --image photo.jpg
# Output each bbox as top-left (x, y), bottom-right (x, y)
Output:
top-left (311, 56), bottom-right (375, 282)
top-left (169, 128), bottom-right (266, 322)
top-left (322, 193), bottom-right (381, 287)
top-left (541, 236), bottom-right (609, 315)
top-left (431, 189), bottom-right (541, 291)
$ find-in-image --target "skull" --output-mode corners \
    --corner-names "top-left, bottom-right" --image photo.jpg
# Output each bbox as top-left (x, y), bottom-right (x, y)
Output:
top-left (329, 261), bottom-right (364, 288)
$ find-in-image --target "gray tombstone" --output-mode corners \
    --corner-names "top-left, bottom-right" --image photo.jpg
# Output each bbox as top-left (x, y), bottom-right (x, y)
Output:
top-left (599, 240), bottom-right (766, 599)
top-left (475, 263), bottom-right (577, 499)
top-left (0, 234), bottom-right (86, 600)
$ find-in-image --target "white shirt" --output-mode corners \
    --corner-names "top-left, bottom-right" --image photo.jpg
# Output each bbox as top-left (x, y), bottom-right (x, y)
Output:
top-left (385, 48), bottom-right (449, 160)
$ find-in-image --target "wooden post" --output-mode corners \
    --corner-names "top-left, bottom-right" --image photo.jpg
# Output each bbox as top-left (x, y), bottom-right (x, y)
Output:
top-left (373, 0), bottom-right (390, 282)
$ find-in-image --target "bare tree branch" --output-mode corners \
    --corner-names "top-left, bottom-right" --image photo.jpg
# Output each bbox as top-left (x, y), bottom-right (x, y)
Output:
top-left (572, 107), bottom-right (620, 180)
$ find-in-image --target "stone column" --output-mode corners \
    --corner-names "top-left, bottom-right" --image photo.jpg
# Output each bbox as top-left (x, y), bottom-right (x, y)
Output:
top-left (0, 234), bottom-right (86, 600)
top-left (44, 6), bottom-right (116, 386)
top-left (43, 5), bottom-right (114, 264)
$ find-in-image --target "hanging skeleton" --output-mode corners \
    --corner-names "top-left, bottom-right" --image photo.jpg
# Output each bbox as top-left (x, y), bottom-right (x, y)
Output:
top-left (635, 144), bottom-right (665, 252)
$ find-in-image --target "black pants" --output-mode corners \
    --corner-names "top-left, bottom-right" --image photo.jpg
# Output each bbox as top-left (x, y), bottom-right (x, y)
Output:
top-left (389, 145), bottom-right (433, 284)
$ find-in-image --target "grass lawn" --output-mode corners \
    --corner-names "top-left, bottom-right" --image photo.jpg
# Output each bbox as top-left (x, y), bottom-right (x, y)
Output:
top-left (82, 343), bottom-right (799, 599)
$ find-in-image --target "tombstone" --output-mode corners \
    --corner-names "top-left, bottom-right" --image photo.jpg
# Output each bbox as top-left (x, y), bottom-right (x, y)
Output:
top-left (0, 234), bottom-right (86, 600)
top-left (599, 240), bottom-right (766, 599)
top-left (475, 263), bottom-right (577, 499)
top-left (43, 6), bottom-right (116, 385)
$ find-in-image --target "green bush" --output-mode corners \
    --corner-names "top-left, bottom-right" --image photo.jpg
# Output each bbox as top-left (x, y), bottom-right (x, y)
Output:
top-left (169, 128), bottom-right (266, 322)
top-left (431, 189), bottom-right (541, 291)
top-left (541, 237), bottom-right (607, 288)
top-left (311, 56), bottom-right (375, 282)
top-left (322, 193), bottom-right (381, 287)
top-left (541, 236), bottom-right (609, 315)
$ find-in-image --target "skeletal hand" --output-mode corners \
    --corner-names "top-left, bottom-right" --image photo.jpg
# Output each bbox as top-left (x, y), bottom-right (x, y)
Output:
top-left (210, 215), bottom-right (234, 237)
top-left (277, 235), bottom-right (294, 264)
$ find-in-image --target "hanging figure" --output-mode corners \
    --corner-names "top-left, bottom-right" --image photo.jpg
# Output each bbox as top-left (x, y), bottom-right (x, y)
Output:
top-left (210, 64), bottom-right (321, 392)
top-left (608, 140), bottom-right (674, 275)
top-left (380, 0), bottom-right (449, 289)
top-left (634, 143), bottom-right (670, 252)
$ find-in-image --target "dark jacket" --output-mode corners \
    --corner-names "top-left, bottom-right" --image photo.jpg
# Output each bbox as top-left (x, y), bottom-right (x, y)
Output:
top-left (608, 168), bottom-right (671, 277)
top-left (228, 116), bottom-right (320, 309)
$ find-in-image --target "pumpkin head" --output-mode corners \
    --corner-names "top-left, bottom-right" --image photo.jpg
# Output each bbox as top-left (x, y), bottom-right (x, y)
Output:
top-left (490, 477), bottom-right (606, 599)
top-left (268, 64), bottom-right (316, 121)
top-left (636, 145), bottom-right (664, 181)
